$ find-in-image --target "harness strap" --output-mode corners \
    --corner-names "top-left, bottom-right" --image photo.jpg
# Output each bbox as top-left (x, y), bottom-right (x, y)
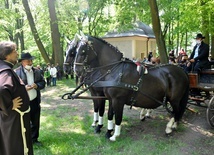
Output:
top-left (14, 107), bottom-right (30, 155)
top-left (129, 69), bottom-right (145, 109)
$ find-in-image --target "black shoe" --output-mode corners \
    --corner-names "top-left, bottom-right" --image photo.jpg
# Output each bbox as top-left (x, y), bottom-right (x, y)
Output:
top-left (33, 140), bottom-right (42, 146)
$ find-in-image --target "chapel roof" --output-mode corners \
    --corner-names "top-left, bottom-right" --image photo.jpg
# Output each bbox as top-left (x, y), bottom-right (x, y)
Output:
top-left (103, 21), bottom-right (155, 39)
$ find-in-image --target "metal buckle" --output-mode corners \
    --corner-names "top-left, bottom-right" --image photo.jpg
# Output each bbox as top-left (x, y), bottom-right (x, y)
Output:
top-left (133, 86), bottom-right (138, 91)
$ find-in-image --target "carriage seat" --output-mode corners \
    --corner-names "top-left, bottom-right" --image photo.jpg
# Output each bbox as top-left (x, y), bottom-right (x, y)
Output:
top-left (200, 68), bottom-right (214, 75)
top-left (189, 69), bottom-right (214, 89)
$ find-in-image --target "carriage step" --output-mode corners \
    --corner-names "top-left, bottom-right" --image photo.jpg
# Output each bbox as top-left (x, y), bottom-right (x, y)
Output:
top-left (189, 96), bottom-right (204, 102)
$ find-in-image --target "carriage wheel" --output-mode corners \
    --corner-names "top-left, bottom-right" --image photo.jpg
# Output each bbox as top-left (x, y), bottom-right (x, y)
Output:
top-left (206, 96), bottom-right (214, 127)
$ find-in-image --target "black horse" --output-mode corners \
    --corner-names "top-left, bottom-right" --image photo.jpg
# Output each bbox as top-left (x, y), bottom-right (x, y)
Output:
top-left (64, 34), bottom-right (107, 133)
top-left (64, 36), bottom-right (79, 84)
top-left (74, 33), bottom-right (189, 141)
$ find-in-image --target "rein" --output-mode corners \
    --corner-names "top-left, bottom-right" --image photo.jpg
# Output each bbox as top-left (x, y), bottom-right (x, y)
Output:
top-left (62, 61), bottom-right (123, 100)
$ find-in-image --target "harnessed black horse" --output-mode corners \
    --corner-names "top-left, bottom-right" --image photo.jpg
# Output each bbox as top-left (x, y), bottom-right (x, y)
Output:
top-left (63, 34), bottom-right (107, 133)
top-left (74, 33), bottom-right (189, 141)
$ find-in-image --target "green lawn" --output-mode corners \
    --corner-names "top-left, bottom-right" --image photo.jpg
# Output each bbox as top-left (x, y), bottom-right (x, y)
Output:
top-left (33, 78), bottom-right (213, 155)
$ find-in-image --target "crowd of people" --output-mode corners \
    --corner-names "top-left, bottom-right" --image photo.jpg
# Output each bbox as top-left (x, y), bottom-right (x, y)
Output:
top-left (134, 33), bottom-right (211, 73)
top-left (38, 62), bottom-right (63, 87)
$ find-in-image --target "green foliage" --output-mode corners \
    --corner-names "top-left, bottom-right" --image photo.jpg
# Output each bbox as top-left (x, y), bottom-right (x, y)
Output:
top-left (1, 0), bottom-right (214, 61)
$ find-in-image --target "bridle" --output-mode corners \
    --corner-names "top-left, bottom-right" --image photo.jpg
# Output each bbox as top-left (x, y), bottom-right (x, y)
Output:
top-left (74, 40), bottom-right (98, 72)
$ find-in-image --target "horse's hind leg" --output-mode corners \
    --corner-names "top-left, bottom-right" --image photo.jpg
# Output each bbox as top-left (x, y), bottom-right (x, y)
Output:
top-left (165, 87), bottom-right (189, 135)
top-left (165, 101), bottom-right (181, 135)
top-left (165, 117), bottom-right (176, 135)
top-left (140, 109), bottom-right (152, 121)
top-left (140, 108), bottom-right (147, 121)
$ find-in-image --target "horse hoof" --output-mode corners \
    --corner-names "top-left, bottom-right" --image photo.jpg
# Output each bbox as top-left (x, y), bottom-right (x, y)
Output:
top-left (172, 122), bottom-right (178, 130)
top-left (145, 115), bottom-right (151, 118)
top-left (140, 117), bottom-right (146, 121)
top-left (94, 129), bottom-right (101, 134)
top-left (94, 125), bottom-right (103, 134)
top-left (109, 135), bottom-right (118, 141)
top-left (105, 130), bottom-right (113, 139)
top-left (165, 132), bottom-right (173, 136)
top-left (91, 124), bottom-right (96, 128)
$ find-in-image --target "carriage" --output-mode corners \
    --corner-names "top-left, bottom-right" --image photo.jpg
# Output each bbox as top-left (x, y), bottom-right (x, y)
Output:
top-left (188, 67), bottom-right (214, 127)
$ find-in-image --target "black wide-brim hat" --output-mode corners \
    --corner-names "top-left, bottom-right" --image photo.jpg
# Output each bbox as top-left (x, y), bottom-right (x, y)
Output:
top-left (18, 52), bottom-right (35, 62)
top-left (194, 33), bottom-right (205, 39)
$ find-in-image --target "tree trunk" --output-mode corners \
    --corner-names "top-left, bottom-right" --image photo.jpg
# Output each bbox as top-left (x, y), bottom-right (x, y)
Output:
top-left (185, 31), bottom-right (188, 53)
top-left (210, 7), bottom-right (214, 59)
top-left (211, 35), bottom-right (214, 60)
top-left (48, 0), bottom-right (63, 66)
top-left (148, 0), bottom-right (168, 63)
top-left (200, 0), bottom-right (209, 44)
top-left (22, 0), bottom-right (51, 63)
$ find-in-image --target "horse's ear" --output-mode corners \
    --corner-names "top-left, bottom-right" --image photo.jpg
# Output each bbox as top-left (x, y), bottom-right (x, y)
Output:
top-left (65, 36), bottom-right (70, 44)
top-left (76, 33), bottom-right (82, 40)
top-left (80, 31), bottom-right (88, 42)
top-left (72, 34), bottom-right (79, 45)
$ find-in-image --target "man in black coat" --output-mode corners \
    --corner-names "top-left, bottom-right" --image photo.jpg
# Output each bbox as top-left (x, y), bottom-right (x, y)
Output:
top-left (186, 33), bottom-right (210, 72)
top-left (15, 52), bottom-right (45, 145)
top-left (0, 41), bottom-right (33, 155)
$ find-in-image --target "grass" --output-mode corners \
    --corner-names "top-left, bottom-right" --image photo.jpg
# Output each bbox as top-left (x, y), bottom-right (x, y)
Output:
top-left (33, 78), bottom-right (212, 155)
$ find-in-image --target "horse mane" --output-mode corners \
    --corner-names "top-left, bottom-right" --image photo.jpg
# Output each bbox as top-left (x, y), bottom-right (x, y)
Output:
top-left (91, 36), bottom-right (124, 58)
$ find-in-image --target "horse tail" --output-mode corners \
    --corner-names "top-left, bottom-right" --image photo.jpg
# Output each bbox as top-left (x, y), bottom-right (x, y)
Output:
top-left (178, 83), bottom-right (189, 121)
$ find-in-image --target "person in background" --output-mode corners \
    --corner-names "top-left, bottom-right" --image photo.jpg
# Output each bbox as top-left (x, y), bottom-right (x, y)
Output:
top-left (169, 50), bottom-right (176, 64)
top-left (147, 51), bottom-right (153, 62)
top-left (46, 63), bottom-right (51, 86)
top-left (15, 52), bottom-right (45, 145)
top-left (50, 64), bottom-right (57, 86)
top-left (0, 41), bottom-right (33, 154)
top-left (177, 49), bottom-right (187, 64)
top-left (44, 67), bottom-right (51, 86)
top-left (37, 65), bottom-right (44, 76)
top-left (186, 33), bottom-right (210, 72)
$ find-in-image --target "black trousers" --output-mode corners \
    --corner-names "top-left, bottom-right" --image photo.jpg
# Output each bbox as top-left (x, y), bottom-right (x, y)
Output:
top-left (185, 61), bottom-right (200, 72)
top-left (185, 61), bottom-right (210, 73)
top-left (46, 77), bottom-right (51, 86)
top-left (30, 98), bottom-right (41, 141)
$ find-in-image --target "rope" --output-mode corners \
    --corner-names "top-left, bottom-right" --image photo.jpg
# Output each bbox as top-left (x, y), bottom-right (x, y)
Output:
top-left (14, 107), bottom-right (30, 155)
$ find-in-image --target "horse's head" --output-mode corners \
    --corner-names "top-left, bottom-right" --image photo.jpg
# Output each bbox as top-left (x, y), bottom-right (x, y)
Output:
top-left (74, 31), bottom-right (123, 77)
top-left (74, 33), bottom-right (98, 77)
top-left (64, 34), bottom-right (80, 74)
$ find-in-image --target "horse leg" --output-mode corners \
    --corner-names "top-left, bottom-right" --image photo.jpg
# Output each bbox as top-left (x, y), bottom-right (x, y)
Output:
top-left (92, 99), bottom-right (98, 127)
top-left (166, 87), bottom-right (189, 135)
top-left (140, 109), bottom-right (152, 121)
top-left (109, 99), bottom-right (125, 141)
top-left (145, 109), bottom-right (152, 118)
top-left (105, 100), bottom-right (114, 139)
top-left (165, 117), bottom-right (176, 135)
top-left (140, 108), bottom-right (147, 121)
top-left (95, 99), bottom-right (105, 133)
